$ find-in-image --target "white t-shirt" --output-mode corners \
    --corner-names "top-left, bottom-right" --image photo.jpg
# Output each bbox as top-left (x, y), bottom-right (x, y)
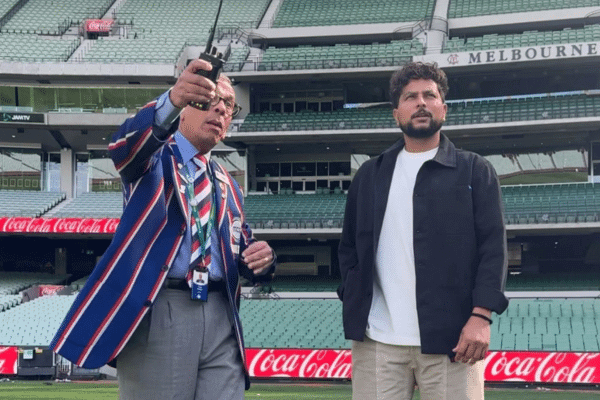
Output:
top-left (366, 146), bottom-right (438, 346)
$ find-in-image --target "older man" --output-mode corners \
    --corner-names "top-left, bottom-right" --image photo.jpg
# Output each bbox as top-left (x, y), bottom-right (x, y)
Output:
top-left (51, 59), bottom-right (276, 400)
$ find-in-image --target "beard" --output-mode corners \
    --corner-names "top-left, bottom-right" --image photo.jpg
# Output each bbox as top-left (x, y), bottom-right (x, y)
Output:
top-left (399, 111), bottom-right (444, 139)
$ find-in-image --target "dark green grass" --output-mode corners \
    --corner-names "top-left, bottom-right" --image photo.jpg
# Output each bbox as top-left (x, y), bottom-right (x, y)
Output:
top-left (1, 381), bottom-right (600, 399)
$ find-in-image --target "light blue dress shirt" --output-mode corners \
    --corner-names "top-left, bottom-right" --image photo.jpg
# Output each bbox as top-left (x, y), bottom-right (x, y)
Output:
top-left (154, 90), bottom-right (225, 281)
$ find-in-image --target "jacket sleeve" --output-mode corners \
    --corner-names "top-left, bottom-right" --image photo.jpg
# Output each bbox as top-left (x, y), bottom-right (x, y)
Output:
top-left (337, 166), bottom-right (363, 300)
top-left (471, 156), bottom-right (509, 314)
top-left (108, 98), bottom-right (179, 185)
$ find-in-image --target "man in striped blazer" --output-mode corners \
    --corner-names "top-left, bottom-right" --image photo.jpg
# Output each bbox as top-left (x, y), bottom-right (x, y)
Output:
top-left (50, 59), bottom-right (276, 400)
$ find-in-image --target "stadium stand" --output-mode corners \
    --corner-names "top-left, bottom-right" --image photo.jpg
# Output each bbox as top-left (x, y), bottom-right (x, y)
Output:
top-left (83, 36), bottom-right (184, 64)
top-left (82, 0), bottom-right (270, 63)
top-left (487, 150), bottom-right (585, 178)
top-left (447, 0), bottom-right (600, 18)
top-left (0, 272), bottom-right (68, 295)
top-left (258, 40), bottom-right (424, 71)
top-left (68, 275), bottom-right (89, 291)
top-left (241, 90), bottom-right (600, 132)
top-left (0, 190), bottom-right (65, 218)
top-left (244, 192), bottom-right (346, 229)
top-left (0, 0), bottom-right (113, 35)
top-left (13, 181), bottom-right (596, 225)
top-left (223, 45), bottom-right (251, 72)
top-left (241, 299), bottom-right (349, 349)
top-left (0, 292), bottom-right (598, 352)
top-left (0, 33), bottom-right (80, 62)
top-left (0, 294), bottom-right (76, 346)
top-left (502, 182), bottom-right (600, 224)
top-left (239, 296), bottom-right (600, 352)
top-left (2, 0), bottom-right (600, 385)
top-left (0, 0), bottom-right (20, 20)
top-left (53, 191), bottom-right (122, 218)
top-left (492, 298), bottom-right (600, 352)
top-left (506, 272), bottom-right (600, 291)
top-left (0, 294), bottom-right (21, 311)
top-left (259, 275), bottom-right (340, 292)
top-left (272, 0), bottom-right (435, 27)
top-left (444, 24), bottom-right (600, 53)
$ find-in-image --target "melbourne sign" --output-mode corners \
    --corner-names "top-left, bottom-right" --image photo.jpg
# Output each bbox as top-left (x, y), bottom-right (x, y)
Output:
top-left (415, 41), bottom-right (600, 68)
top-left (1, 112), bottom-right (44, 124)
top-left (245, 349), bottom-right (600, 383)
top-left (0, 217), bottom-right (120, 234)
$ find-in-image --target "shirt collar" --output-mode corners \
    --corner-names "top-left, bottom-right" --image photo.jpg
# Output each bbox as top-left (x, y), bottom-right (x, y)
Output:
top-left (385, 132), bottom-right (456, 168)
top-left (174, 131), bottom-right (211, 166)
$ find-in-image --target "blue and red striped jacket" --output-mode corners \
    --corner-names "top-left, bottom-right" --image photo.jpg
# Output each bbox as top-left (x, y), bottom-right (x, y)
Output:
top-left (50, 101), bottom-right (273, 385)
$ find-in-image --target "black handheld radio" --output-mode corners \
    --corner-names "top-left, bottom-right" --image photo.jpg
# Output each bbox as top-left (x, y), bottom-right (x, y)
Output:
top-left (190, 0), bottom-right (231, 110)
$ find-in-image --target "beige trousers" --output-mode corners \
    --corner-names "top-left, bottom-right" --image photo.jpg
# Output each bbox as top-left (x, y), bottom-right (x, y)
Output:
top-left (351, 337), bottom-right (484, 400)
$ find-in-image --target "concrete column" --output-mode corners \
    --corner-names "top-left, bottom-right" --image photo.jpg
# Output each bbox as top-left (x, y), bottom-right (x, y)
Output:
top-left (424, 0), bottom-right (450, 54)
top-left (233, 82), bottom-right (251, 120)
top-left (247, 145), bottom-right (256, 192)
top-left (60, 148), bottom-right (75, 198)
top-left (55, 247), bottom-right (67, 275)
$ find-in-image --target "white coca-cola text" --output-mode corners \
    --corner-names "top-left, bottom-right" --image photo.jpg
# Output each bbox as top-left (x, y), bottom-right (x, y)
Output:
top-left (485, 351), bottom-right (600, 383)
top-left (0, 217), bottom-right (120, 234)
top-left (247, 349), bottom-right (352, 379)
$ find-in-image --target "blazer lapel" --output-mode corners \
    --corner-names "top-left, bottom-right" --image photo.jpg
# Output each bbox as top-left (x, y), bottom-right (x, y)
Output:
top-left (168, 139), bottom-right (190, 226)
top-left (210, 160), bottom-right (230, 229)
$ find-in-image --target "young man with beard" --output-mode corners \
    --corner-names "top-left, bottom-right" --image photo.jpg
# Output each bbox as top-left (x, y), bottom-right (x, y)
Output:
top-left (338, 62), bottom-right (508, 399)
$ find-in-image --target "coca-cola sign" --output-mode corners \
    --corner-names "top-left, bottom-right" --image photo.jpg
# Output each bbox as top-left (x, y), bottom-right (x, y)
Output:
top-left (0, 347), bottom-right (17, 375)
top-left (39, 285), bottom-right (64, 297)
top-left (245, 349), bottom-right (600, 383)
top-left (247, 349), bottom-right (352, 379)
top-left (85, 19), bottom-right (114, 33)
top-left (0, 217), bottom-right (120, 235)
top-left (485, 351), bottom-right (600, 384)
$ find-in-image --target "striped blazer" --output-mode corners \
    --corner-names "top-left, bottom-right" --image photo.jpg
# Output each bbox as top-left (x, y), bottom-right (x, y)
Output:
top-left (50, 101), bottom-right (273, 386)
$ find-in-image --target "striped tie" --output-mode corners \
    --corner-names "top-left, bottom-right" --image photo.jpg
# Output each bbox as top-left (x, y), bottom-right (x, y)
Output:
top-left (186, 154), bottom-right (212, 284)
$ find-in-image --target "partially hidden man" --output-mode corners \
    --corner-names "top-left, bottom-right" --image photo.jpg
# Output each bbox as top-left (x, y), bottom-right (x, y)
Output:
top-left (50, 59), bottom-right (276, 400)
top-left (338, 62), bottom-right (509, 400)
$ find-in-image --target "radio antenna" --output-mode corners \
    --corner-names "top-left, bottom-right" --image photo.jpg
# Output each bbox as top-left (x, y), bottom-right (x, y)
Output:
top-left (205, 0), bottom-right (224, 54)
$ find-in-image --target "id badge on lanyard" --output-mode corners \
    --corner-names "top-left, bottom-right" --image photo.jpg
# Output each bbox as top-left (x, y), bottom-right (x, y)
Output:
top-left (184, 162), bottom-right (215, 302)
top-left (191, 266), bottom-right (209, 301)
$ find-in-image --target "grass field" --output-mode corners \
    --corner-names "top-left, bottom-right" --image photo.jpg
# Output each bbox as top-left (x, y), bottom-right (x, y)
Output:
top-left (1, 381), bottom-right (600, 399)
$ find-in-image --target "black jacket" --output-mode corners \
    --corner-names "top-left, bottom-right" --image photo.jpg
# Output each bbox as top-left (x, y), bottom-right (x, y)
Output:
top-left (338, 133), bottom-right (509, 356)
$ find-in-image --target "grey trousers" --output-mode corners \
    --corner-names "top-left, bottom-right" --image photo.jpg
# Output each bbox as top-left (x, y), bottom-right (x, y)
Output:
top-left (117, 287), bottom-right (245, 400)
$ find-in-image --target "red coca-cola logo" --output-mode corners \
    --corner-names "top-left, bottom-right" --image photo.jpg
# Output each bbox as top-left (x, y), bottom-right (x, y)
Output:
top-left (485, 351), bottom-right (600, 383)
top-left (246, 349), bottom-right (352, 379)
top-left (2, 217), bottom-right (29, 232)
top-left (0, 217), bottom-right (120, 234)
top-left (55, 218), bottom-right (81, 232)
top-left (85, 19), bottom-right (113, 33)
top-left (245, 349), bottom-right (600, 383)
top-left (39, 285), bottom-right (64, 297)
top-left (103, 219), bottom-right (120, 233)
top-left (0, 347), bottom-right (18, 375)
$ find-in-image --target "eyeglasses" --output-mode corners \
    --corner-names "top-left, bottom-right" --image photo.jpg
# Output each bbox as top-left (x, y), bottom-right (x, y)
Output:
top-left (209, 95), bottom-right (242, 117)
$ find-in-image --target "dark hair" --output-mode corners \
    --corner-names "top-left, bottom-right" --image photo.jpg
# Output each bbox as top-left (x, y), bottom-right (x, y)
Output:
top-left (389, 62), bottom-right (449, 108)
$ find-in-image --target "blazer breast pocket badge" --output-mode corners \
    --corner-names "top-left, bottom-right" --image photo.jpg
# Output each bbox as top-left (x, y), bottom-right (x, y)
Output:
top-left (230, 217), bottom-right (242, 255)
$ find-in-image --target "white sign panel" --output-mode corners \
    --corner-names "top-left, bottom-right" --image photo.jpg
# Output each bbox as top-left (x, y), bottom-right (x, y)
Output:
top-left (415, 41), bottom-right (600, 68)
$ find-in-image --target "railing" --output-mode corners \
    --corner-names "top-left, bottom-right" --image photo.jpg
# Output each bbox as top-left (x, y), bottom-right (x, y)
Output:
top-left (253, 55), bottom-right (413, 72)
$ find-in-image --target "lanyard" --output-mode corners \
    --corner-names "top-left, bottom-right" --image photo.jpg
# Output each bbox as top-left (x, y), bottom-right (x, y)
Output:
top-left (183, 161), bottom-right (216, 268)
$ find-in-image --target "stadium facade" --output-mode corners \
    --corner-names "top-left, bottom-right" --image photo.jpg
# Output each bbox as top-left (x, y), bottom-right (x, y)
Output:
top-left (1, 0), bottom-right (600, 384)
